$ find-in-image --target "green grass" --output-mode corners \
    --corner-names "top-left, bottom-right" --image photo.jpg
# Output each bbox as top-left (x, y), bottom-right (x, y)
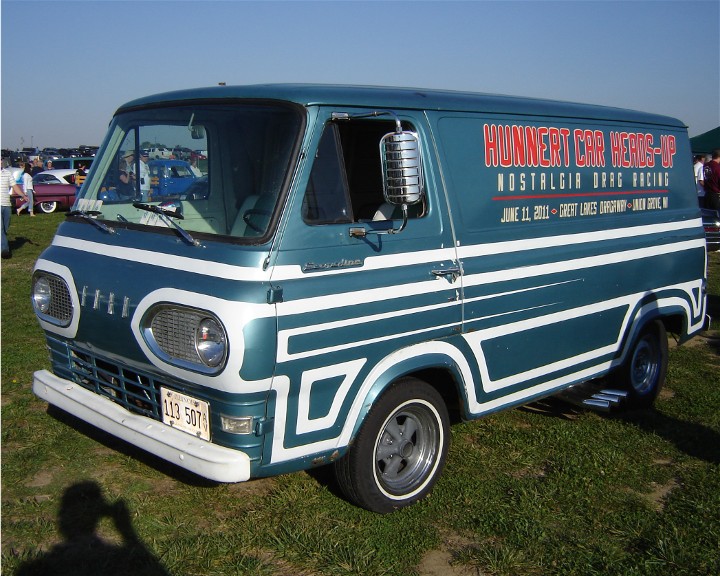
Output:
top-left (2, 214), bottom-right (719, 576)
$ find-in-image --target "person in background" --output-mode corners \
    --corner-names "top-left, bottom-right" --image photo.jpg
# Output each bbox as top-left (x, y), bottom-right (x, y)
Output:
top-left (46, 160), bottom-right (54, 171)
top-left (1, 157), bottom-right (25, 258)
top-left (189, 157), bottom-right (202, 177)
top-left (693, 155), bottom-right (706, 207)
top-left (137, 151), bottom-right (151, 201)
top-left (126, 150), bottom-right (150, 201)
top-left (75, 163), bottom-right (88, 188)
top-left (703, 149), bottom-right (720, 211)
top-left (17, 162), bottom-right (35, 216)
top-left (31, 157), bottom-right (44, 176)
top-left (116, 170), bottom-right (134, 199)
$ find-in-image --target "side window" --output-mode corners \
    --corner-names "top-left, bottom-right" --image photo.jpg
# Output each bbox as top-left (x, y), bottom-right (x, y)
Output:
top-left (302, 124), bottom-right (352, 224)
top-left (303, 119), bottom-right (426, 225)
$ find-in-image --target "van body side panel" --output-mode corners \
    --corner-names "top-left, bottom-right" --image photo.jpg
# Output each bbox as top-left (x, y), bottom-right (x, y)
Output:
top-left (426, 111), bottom-right (706, 416)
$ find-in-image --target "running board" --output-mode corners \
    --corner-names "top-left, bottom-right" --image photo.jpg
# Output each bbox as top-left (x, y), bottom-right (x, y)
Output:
top-left (556, 387), bottom-right (629, 412)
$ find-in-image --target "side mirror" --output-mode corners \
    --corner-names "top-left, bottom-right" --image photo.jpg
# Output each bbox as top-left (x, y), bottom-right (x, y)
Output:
top-left (187, 113), bottom-right (206, 140)
top-left (380, 131), bottom-right (424, 206)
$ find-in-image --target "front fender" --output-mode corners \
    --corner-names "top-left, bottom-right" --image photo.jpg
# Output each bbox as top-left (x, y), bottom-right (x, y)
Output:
top-left (339, 340), bottom-right (471, 447)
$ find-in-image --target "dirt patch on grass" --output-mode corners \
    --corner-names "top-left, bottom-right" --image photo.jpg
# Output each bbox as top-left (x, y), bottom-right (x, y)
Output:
top-left (418, 531), bottom-right (479, 576)
top-left (226, 476), bottom-right (277, 498)
top-left (26, 470), bottom-right (55, 488)
top-left (643, 477), bottom-right (679, 512)
top-left (419, 548), bottom-right (477, 576)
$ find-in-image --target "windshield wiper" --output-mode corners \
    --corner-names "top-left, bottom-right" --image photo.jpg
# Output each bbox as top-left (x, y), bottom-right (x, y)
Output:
top-left (133, 202), bottom-right (200, 247)
top-left (67, 210), bottom-right (115, 234)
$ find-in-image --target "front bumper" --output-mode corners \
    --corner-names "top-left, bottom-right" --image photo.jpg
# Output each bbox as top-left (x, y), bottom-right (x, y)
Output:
top-left (33, 369), bottom-right (251, 483)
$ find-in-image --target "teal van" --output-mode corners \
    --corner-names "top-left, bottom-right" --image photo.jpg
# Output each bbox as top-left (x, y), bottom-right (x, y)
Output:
top-left (31, 85), bottom-right (708, 512)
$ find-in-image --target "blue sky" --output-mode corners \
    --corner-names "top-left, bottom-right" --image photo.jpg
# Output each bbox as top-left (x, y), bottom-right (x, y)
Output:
top-left (2, 0), bottom-right (718, 150)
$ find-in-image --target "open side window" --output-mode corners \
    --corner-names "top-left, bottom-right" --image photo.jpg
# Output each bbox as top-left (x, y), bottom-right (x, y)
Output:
top-left (302, 119), bottom-right (426, 226)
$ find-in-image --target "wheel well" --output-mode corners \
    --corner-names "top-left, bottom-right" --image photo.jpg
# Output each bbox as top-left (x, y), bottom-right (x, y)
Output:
top-left (411, 368), bottom-right (465, 424)
top-left (659, 313), bottom-right (684, 340)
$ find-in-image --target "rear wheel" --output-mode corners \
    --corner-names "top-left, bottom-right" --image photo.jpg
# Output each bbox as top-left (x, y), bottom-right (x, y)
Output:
top-left (615, 320), bottom-right (668, 408)
top-left (38, 201), bottom-right (57, 214)
top-left (334, 377), bottom-right (449, 513)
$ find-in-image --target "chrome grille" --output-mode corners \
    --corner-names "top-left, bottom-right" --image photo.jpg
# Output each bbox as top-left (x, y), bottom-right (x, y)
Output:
top-left (150, 308), bottom-right (205, 363)
top-left (69, 348), bottom-right (162, 419)
top-left (45, 275), bottom-right (73, 324)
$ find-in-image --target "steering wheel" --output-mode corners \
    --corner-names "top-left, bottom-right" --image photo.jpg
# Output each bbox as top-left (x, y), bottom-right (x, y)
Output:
top-left (243, 208), bottom-right (272, 233)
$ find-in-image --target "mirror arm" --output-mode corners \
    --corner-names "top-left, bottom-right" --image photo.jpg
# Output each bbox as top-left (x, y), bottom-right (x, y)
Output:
top-left (349, 205), bottom-right (408, 238)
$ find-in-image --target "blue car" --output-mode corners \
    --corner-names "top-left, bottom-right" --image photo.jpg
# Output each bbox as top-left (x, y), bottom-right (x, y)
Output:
top-left (148, 159), bottom-right (197, 198)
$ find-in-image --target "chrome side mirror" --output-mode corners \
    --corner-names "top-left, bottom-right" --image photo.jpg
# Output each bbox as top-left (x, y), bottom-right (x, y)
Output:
top-left (380, 130), bottom-right (424, 206)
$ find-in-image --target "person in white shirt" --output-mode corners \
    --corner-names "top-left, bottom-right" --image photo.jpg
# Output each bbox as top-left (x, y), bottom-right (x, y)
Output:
top-left (127, 150), bottom-right (151, 201)
top-left (18, 163), bottom-right (35, 216)
top-left (189, 157), bottom-right (203, 177)
top-left (138, 151), bottom-right (151, 201)
top-left (694, 155), bottom-right (706, 207)
top-left (1, 157), bottom-right (25, 258)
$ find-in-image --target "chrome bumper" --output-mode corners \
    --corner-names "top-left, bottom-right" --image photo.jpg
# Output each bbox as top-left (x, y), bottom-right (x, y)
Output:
top-left (33, 369), bottom-right (251, 483)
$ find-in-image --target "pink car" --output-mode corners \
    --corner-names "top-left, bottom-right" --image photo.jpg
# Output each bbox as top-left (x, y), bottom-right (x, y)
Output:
top-left (13, 169), bottom-right (77, 214)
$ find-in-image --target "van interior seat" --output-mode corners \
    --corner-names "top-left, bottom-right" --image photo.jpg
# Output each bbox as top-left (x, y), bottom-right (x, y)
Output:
top-left (230, 195), bottom-right (259, 236)
top-left (372, 202), bottom-right (424, 221)
top-left (373, 203), bottom-right (396, 221)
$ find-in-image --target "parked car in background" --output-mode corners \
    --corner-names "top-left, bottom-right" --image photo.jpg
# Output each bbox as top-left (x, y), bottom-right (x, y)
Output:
top-left (20, 147), bottom-right (41, 161)
top-left (11, 169), bottom-right (77, 213)
top-left (33, 169), bottom-right (77, 186)
top-left (41, 148), bottom-right (62, 162)
top-left (182, 174), bottom-right (209, 200)
top-left (148, 159), bottom-right (197, 197)
top-left (703, 208), bottom-right (720, 252)
top-left (147, 147), bottom-right (172, 159)
top-left (79, 145), bottom-right (99, 157)
top-left (172, 146), bottom-right (192, 160)
top-left (50, 157), bottom-right (94, 170)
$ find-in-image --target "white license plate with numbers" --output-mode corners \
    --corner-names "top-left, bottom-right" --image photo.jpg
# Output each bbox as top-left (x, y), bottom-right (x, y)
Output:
top-left (160, 387), bottom-right (210, 441)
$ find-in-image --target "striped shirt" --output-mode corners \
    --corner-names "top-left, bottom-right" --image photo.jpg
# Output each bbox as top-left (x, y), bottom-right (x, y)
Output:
top-left (1, 169), bottom-right (15, 208)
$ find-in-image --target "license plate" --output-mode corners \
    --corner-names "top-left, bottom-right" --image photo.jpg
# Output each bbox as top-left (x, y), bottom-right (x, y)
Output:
top-left (160, 387), bottom-right (210, 441)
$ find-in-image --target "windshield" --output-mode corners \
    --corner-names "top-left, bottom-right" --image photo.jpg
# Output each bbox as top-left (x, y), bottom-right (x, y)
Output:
top-left (76, 102), bottom-right (302, 240)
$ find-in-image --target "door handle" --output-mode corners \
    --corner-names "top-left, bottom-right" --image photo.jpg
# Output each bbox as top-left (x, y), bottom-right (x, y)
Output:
top-left (431, 266), bottom-right (461, 282)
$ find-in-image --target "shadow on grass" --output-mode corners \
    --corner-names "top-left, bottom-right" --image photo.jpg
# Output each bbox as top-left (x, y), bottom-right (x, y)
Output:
top-left (522, 380), bottom-right (720, 465)
top-left (527, 396), bottom-right (720, 465)
top-left (47, 406), bottom-right (219, 488)
top-left (8, 235), bottom-right (37, 252)
top-left (14, 481), bottom-right (171, 576)
top-left (611, 408), bottom-right (720, 465)
top-left (707, 294), bottom-right (720, 318)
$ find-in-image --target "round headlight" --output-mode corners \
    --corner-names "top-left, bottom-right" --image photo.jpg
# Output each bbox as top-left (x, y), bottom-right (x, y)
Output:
top-left (33, 276), bottom-right (52, 314)
top-left (195, 318), bottom-right (226, 368)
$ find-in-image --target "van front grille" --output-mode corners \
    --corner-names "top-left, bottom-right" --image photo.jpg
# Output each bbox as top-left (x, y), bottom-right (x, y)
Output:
top-left (68, 347), bottom-right (162, 419)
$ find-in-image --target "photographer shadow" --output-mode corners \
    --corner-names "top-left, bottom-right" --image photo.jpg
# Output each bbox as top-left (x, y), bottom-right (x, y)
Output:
top-left (15, 481), bottom-right (171, 576)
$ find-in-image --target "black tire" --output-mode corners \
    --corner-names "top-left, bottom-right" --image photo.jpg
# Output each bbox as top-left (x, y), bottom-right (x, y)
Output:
top-left (334, 377), bottom-right (449, 513)
top-left (38, 201), bottom-right (57, 214)
top-left (615, 320), bottom-right (668, 409)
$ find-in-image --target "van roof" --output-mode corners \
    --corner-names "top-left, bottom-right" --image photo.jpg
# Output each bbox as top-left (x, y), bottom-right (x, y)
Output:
top-left (117, 84), bottom-right (686, 129)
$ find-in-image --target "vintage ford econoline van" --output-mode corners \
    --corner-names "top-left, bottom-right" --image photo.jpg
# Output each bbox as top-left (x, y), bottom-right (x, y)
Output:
top-left (32, 85), bottom-right (708, 512)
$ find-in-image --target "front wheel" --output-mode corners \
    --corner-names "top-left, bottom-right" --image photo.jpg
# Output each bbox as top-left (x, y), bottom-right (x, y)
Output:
top-left (334, 377), bottom-right (449, 513)
top-left (615, 320), bottom-right (668, 409)
top-left (38, 201), bottom-right (57, 214)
